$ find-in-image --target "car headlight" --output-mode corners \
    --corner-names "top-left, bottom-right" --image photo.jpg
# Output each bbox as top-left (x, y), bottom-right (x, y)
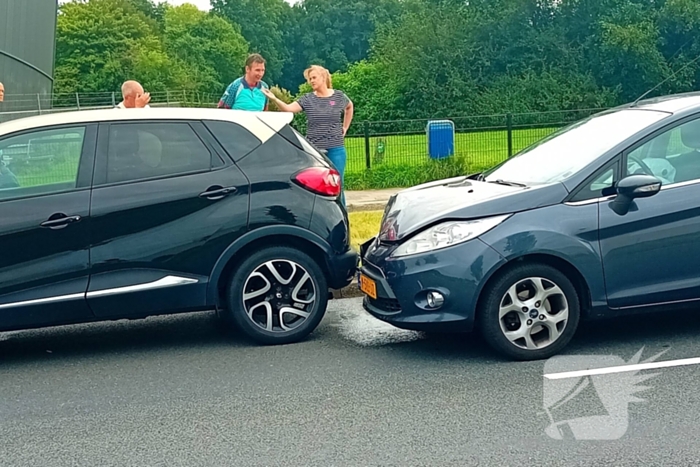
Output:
top-left (391, 215), bottom-right (510, 258)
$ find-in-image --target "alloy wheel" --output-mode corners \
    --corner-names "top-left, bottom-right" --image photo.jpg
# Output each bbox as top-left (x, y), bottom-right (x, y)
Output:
top-left (498, 276), bottom-right (569, 350)
top-left (242, 259), bottom-right (317, 333)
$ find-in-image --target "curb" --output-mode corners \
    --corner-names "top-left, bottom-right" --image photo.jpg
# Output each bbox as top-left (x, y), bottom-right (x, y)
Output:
top-left (332, 280), bottom-right (363, 299)
top-left (347, 202), bottom-right (387, 213)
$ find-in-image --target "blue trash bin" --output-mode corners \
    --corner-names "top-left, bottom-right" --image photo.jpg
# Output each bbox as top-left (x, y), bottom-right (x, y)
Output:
top-left (427, 120), bottom-right (455, 159)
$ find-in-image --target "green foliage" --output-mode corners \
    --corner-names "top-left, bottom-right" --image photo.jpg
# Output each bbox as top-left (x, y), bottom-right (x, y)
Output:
top-left (474, 70), bottom-right (619, 114)
top-left (55, 0), bottom-right (167, 93)
top-left (280, 0), bottom-right (403, 91)
top-left (330, 61), bottom-right (405, 123)
top-left (55, 0), bottom-right (251, 97)
top-left (211, 0), bottom-right (292, 85)
top-left (53, 0), bottom-right (700, 134)
top-left (267, 85), bottom-right (294, 111)
top-left (162, 4), bottom-right (249, 93)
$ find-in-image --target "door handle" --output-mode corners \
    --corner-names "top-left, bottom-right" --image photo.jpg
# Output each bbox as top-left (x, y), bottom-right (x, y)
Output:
top-left (199, 186), bottom-right (237, 199)
top-left (40, 215), bottom-right (82, 229)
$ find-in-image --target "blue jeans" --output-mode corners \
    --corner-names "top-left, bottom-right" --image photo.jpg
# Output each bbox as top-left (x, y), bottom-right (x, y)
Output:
top-left (326, 146), bottom-right (347, 206)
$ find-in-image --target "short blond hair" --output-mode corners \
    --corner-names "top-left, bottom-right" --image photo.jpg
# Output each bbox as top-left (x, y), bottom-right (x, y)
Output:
top-left (303, 65), bottom-right (332, 89)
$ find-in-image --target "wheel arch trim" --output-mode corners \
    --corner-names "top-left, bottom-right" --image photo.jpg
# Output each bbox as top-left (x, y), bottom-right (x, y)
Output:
top-left (207, 225), bottom-right (334, 307)
top-left (473, 251), bottom-right (595, 325)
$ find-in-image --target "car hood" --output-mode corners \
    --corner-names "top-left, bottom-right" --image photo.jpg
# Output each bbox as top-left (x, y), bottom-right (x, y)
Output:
top-left (379, 176), bottom-right (569, 241)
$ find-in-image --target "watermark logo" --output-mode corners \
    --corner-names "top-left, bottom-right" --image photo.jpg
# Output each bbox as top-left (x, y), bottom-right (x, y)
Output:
top-left (542, 347), bottom-right (667, 440)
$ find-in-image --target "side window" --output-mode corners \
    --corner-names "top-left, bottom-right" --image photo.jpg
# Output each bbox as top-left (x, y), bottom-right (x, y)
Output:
top-left (590, 167), bottom-right (615, 193)
top-left (625, 117), bottom-right (700, 185)
top-left (0, 126), bottom-right (86, 200)
top-left (106, 123), bottom-right (212, 184)
top-left (569, 159), bottom-right (619, 202)
top-left (203, 120), bottom-right (261, 161)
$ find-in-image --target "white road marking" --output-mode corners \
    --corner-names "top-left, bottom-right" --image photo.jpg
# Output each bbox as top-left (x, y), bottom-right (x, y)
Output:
top-left (544, 356), bottom-right (700, 380)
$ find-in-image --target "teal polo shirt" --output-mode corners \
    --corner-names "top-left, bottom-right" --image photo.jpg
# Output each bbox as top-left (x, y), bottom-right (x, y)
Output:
top-left (218, 77), bottom-right (269, 111)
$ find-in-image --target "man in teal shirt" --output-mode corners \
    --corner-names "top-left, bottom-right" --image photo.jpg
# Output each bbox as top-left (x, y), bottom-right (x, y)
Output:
top-left (218, 54), bottom-right (269, 111)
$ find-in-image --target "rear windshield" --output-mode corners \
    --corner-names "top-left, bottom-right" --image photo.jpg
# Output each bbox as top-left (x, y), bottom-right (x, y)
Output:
top-left (278, 125), bottom-right (327, 163)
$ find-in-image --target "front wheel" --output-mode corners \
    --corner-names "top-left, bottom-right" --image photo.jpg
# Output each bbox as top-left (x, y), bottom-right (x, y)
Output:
top-left (477, 263), bottom-right (580, 361)
top-left (226, 246), bottom-right (328, 345)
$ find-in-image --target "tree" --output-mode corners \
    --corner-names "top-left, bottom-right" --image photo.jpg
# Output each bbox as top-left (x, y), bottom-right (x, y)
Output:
top-left (368, 0), bottom-right (482, 117)
top-left (162, 4), bottom-right (249, 95)
top-left (281, 0), bottom-right (401, 92)
top-left (210, 0), bottom-right (292, 85)
top-left (54, 0), bottom-right (170, 94)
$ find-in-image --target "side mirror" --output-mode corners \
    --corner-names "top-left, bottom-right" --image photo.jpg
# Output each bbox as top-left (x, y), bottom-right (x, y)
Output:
top-left (610, 174), bottom-right (662, 215)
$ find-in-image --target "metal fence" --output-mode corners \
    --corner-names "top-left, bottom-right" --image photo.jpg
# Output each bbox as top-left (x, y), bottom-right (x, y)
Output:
top-left (0, 91), bottom-right (608, 175)
top-left (342, 108), bottom-right (607, 174)
top-left (0, 90), bottom-right (220, 123)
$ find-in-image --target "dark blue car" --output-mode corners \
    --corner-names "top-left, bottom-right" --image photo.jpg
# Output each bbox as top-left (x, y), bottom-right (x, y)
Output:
top-left (359, 91), bottom-right (700, 360)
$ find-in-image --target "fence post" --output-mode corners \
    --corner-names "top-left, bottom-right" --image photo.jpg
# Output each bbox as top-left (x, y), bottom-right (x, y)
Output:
top-left (111, 92), bottom-right (116, 107)
top-left (506, 113), bottom-right (513, 158)
top-left (363, 121), bottom-right (371, 169)
top-left (37, 94), bottom-right (42, 115)
top-left (166, 90), bottom-right (170, 107)
top-left (76, 92), bottom-right (81, 110)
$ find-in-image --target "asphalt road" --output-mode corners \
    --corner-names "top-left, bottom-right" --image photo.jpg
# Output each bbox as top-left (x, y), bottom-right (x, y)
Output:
top-left (2, 297), bottom-right (700, 466)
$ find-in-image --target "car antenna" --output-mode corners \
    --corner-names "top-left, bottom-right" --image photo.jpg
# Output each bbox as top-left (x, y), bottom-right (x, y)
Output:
top-left (632, 53), bottom-right (700, 106)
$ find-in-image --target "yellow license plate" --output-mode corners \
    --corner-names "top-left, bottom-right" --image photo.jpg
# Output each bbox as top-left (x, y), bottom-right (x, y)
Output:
top-left (359, 274), bottom-right (377, 299)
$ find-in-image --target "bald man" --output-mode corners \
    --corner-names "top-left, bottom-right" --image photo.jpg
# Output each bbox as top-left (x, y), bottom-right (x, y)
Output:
top-left (0, 82), bottom-right (4, 102)
top-left (117, 80), bottom-right (151, 108)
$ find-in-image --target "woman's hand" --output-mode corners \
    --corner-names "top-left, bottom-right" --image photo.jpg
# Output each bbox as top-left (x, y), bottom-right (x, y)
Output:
top-left (262, 88), bottom-right (276, 100)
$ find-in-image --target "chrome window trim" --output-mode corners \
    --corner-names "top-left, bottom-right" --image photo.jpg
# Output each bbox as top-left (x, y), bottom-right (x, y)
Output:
top-left (659, 178), bottom-right (700, 191)
top-left (565, 195), bottom-right (615, 206)
top-left (565, 178), bottom-right (700, 206)
top-left (0, 275), bottom-right (198, 309)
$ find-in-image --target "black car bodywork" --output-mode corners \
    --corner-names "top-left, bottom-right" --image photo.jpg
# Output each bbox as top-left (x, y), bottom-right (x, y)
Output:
top-left (0, 108), bottom-right (356, 344)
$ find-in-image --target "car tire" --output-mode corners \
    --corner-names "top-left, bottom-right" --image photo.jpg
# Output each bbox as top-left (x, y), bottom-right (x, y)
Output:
top-left (477, 263), bottom-right (580, 361)
top-left (225, 246), bottom-right (328, 345)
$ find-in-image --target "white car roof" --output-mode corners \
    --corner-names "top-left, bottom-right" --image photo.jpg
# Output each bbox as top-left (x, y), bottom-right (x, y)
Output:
top-left (0, 107), bottom-right (294, 142)
top-left (630, 92), bottom-right (700, 113)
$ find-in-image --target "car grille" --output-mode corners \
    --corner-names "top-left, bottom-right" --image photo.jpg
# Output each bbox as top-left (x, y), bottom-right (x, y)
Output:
top-left (368, 297), bottom-right (401, 314)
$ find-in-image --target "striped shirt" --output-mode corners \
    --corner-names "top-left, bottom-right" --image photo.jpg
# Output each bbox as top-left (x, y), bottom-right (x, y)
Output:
top-left (297, 90), bottom-right (349, 150)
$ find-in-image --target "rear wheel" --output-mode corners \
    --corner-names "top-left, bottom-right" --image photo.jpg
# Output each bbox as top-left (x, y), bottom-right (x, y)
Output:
top-left (478, 263), bottom-right (580, 361)
top-left (226, 246), bottom-right (328, 345)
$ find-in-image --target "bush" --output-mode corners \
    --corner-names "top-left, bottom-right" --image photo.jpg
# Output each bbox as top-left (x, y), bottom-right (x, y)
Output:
top-left (344, 156), bottom-right (474, 190)
top-left (267, 85), bottom-right (293, 111)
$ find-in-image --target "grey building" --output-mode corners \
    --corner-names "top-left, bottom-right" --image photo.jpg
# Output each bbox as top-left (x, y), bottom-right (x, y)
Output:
top-left (0, 0), bottom-right (58, 117)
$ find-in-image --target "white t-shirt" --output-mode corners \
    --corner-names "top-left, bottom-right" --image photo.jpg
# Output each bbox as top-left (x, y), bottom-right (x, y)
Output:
top-left (116, 102), bottom-right (150, 108)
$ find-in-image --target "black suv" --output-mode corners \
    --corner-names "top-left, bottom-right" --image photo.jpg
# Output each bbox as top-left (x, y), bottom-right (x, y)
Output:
top-left (0, 108), bottom-right (357, 344)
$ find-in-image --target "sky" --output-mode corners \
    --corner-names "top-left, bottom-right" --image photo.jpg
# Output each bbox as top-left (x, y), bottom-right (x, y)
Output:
top-left (163, 0), bottom-right (297, 10)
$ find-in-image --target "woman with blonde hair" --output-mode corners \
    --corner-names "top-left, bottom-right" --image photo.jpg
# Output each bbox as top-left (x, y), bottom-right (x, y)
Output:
top-left (263, 65), bottom-right (354, 206)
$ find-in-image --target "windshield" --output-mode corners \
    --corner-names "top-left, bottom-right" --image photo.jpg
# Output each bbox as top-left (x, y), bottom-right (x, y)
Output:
top-left (483, 109), bottom-right (670, 185)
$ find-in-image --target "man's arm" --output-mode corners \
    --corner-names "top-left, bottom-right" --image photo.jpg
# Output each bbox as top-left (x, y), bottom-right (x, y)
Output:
top-left (218, 80), bottom-right (239, 109)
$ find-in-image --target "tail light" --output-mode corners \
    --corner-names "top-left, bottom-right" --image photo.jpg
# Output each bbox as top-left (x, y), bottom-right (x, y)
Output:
top-left (293, 167), bottom-right (341, 197)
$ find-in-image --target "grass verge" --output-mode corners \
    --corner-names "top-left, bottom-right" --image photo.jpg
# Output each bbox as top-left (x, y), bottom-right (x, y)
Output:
top-left (334, 210), bottom-right (383, 299)
top-left (349, 210), bottom-right (383, 252)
